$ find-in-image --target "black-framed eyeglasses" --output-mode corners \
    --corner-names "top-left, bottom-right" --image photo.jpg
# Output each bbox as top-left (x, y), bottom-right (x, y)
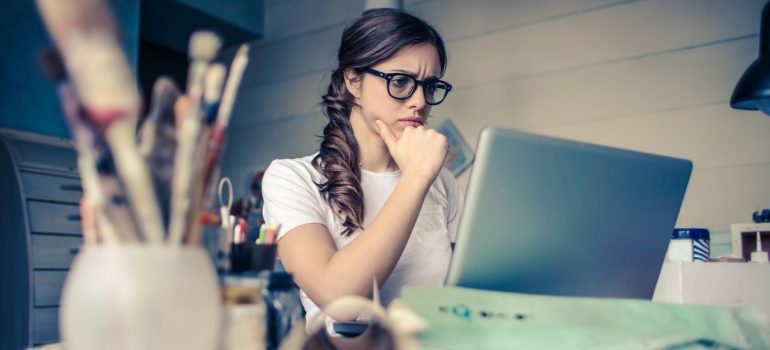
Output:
top-left (359, 67), bottom-right (453, 105)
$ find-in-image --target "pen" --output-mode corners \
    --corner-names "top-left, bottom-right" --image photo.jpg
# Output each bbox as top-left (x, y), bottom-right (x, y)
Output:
top-left (237, 217), bottom-right (247, 244)
top-left (265, 225), bottom-right (276, 245)
top-left (257, 224), bottom-right (267, 244)
top-left (233, 222), bottom-right (242, 244)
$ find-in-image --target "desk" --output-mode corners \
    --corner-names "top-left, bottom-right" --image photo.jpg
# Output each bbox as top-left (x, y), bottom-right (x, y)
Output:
top-left (653, 261), bottom-right (770, 323)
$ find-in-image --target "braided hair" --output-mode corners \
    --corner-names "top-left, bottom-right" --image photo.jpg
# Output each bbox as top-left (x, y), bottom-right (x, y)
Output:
top-left (313, 9), bottom-right (447, 236)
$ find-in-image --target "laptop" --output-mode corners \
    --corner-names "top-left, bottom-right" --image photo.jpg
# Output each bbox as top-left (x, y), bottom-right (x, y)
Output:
top-left (446, 127), bottom-right (692, 299)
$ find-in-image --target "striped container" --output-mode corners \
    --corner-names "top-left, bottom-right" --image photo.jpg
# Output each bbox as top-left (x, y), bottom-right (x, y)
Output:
top-left (671, 228), bottom-right (710, 262)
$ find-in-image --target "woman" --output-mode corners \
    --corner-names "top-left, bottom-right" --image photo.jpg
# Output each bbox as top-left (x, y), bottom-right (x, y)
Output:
top-left (262, 9), bottom-right (462, 325)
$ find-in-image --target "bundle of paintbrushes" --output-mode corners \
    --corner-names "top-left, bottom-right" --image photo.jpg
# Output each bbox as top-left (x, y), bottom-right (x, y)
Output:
top-left (35, 0), bottom-right (249, 246)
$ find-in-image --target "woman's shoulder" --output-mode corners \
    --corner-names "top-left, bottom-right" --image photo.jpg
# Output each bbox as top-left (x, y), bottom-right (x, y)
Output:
top-left (264, 153), bottom-right (324, 185)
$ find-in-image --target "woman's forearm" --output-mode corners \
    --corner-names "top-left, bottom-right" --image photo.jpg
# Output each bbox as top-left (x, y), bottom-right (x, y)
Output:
top-left (314, 172), bottom-right (433, 305)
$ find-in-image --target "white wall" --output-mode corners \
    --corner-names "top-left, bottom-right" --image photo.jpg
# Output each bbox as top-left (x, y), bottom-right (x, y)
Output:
top-left (222, 0), bottom-right (769, 255)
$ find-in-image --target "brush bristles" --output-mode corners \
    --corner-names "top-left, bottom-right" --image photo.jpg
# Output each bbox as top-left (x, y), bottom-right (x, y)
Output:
top-left (189, 31), bottom-right (222, 61)
top-left (151, 76), bottom-right (181, 106)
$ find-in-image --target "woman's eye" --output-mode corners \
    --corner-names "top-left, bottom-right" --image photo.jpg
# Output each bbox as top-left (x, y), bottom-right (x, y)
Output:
top-left (392, 76), bottom-right (411, 87)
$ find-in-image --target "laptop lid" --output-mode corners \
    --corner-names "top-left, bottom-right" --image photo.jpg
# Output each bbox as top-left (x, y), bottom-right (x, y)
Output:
top-left (446, 127), bottom-right (692, 299)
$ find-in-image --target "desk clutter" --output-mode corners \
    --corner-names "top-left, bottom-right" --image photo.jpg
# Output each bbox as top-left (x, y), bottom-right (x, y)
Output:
top-left (656, 221), bottom-right (770, 329)
top-left (667, 224), bottom-right (769, 264)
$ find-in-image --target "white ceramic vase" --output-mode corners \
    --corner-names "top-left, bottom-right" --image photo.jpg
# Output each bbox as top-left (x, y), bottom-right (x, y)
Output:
top-left (60, 245), bottom-right (222, 350)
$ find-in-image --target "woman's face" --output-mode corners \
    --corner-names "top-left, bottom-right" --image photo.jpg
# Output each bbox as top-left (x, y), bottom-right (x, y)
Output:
top-left (347, 43), bottom-right (442, 140)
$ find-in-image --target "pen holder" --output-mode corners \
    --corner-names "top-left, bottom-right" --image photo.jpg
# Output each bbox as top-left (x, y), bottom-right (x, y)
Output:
top-left (230, 243), bottom-right (277, 273)
top-left (60, 245), bottom-right (222, 350)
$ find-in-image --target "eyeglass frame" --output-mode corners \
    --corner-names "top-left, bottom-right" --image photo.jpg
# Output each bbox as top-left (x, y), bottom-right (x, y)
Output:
top-left (357, 67), bottom-right (453, 105)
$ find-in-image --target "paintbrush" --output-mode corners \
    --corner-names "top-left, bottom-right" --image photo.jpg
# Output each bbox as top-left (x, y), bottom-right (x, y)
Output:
top-left (93, 152), bottom-right (142, 243)
top-left (201, 44), bottom-right (250, 204)
top-left (138, 77), bottom-right (180, 158)
top-left (202, 64), bottom-right (226, 125)
top-left (184, 64), bottom-right (226, 245)
top-left (36, 0), bottom-right (165, 244)
top-left (138, 76), bottom-right (181, 231)
top-left (186, 32), bottom-right (222, 99)
top-left (168, 31), bottom-right (222, 245)
top-left (38, 48), bottom-right (140, 244)
top-left (217, 177), bottom-right (234, 271)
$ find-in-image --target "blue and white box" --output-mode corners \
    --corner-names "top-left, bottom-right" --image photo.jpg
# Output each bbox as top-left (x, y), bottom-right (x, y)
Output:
top-left (667, 228), bottom-right (710, 262)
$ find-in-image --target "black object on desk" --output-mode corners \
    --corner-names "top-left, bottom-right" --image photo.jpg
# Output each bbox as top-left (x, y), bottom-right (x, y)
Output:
top-left (264, 272), bottom-right (303, 350)
top-left (230, 243), bottom-right (277, 273)
top-left (333, 321), bottom-right (370, 337)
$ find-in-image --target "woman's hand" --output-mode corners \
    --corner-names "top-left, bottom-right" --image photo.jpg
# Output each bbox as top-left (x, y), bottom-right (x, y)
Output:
top-left (375, 119), bottom-right (449, 184)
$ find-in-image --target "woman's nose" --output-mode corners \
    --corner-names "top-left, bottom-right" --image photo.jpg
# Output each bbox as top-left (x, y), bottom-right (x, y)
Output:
top-left (405, 84), bottom-right (428, 111)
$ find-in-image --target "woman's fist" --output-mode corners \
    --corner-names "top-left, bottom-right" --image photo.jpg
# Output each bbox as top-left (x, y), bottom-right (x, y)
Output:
top-left (375, 119), bottom-right (448, 184)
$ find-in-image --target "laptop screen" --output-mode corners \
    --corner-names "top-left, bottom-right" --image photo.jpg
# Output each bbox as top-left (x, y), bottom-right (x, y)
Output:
top-left (446, 127), bottom-right (692, 299)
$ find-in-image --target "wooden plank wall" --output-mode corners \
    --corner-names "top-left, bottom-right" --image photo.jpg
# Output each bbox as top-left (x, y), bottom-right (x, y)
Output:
top-left (222, 0), bottom-right (768, 255)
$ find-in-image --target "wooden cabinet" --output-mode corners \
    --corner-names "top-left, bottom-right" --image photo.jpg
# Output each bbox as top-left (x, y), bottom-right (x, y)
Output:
top-left (0, 129), bottom-right (81, 348)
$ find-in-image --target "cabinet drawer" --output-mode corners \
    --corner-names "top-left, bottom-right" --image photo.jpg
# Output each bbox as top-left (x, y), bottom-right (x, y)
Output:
top-left (32, 235), bottom-right (81, 269)
top-left (27, 201), bottom-right (82, 235)
top-left (7, 137), bottom-right (77, 174)
top-left (32, 307), bottom-right (59, 345)
top-left (21, 172), bottom-right (82, 204)
top-left (34, 271), bottom-right (69, 307)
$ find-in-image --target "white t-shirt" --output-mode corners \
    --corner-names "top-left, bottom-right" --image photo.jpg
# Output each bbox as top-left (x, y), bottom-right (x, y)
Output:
top-left (261, 153), bottom-right (463, 323)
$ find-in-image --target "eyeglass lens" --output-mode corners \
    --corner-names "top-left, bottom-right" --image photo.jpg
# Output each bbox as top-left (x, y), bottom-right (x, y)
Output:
top-left (387, 74), bottom-right (448, 104)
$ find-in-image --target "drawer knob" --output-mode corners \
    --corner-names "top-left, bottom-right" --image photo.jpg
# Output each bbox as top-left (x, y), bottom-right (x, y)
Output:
top-left (66, 214), bottom-right (82, 222)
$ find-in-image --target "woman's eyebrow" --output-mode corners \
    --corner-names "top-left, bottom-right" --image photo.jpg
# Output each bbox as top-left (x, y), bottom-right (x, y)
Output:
top-left (390, 69), bottom-right (440, 79)
top-left (389, 69), bottom-right (417, 75)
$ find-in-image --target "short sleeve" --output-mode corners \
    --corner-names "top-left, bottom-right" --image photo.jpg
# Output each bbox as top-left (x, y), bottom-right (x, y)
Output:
top-left (262, 160), bottom-right (327, 240)
top-left (445, 171), bottom-right (464, 243)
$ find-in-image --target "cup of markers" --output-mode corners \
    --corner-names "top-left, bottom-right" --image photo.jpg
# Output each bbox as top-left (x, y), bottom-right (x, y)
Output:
top-left (230, 224), bottom-right (279, 273)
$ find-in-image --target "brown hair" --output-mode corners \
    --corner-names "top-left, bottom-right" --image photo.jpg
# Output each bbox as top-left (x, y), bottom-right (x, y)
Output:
top-left (313, 9), bottom-right (448, 236)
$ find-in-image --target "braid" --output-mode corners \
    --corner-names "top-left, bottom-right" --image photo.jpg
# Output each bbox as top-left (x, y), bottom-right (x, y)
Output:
top-left (312, 9), bottom-right (448, 236)
top-left (313, 70), bottom-right (364, 236)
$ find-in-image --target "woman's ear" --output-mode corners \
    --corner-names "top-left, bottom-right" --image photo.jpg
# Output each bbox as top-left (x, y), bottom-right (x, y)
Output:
top-left (343, 68), bottom-right (362, 99)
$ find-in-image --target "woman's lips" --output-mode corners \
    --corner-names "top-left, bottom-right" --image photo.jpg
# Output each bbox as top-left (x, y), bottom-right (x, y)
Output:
top-left (398, 118), bottom-right (424, 127)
